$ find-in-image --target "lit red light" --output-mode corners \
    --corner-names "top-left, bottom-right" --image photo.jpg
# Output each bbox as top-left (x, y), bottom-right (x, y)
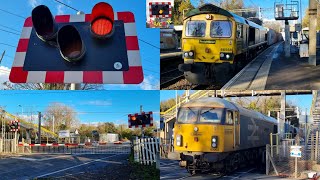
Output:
top-left (91, 18), bottom-right (113, 36)
top-left (91, 2), bottom-right (114, 38)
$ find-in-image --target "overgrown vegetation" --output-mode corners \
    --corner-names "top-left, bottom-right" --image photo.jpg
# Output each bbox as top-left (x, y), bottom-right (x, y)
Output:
top-left (128, 151), bottom-right (160, 180)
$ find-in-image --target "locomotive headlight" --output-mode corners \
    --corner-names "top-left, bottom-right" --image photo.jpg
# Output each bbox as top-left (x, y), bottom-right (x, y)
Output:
top-left (184, 52), bottom-right (189, 57)
top-left (176, 135), bottom-right (182, 146)
top-left (211, 136), bottom-right (218, 148)
top-left (226, 54), bottom-right (230, 59)
top-left (194, 127), bottom-right (198, 132)
top-left (189, 51), bottom-right (194, 57)
top-left (220, 53), bottom-right (224, 58)
top-left (212, 142), bottom-right (217, 148)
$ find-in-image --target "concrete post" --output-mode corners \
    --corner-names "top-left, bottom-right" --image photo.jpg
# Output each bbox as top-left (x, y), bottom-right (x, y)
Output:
top-left (280, 91), bottom-right (286, 139)
top-left (284, 20), bottom-right (290, 57)
top-left (308, 0), bottom-right (317, 66)
top-left (38, 112), bottom-right (41, 144)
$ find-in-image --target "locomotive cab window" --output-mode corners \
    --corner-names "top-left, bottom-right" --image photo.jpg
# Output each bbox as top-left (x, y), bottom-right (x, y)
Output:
top-left (199, 108), bottom-right (222, 123)
top-left (185, 21), bottom-right (206, 37)
top-left (177, 107), bottom-right (198, 123)
top-left (236, 24), bottom-right (243, 38)
top-left (210, 21), bottom-right (232, 38)
top-left (226, 111), bottom-right (234, 124)
top-left (234, 111), bottom-right (239, 124)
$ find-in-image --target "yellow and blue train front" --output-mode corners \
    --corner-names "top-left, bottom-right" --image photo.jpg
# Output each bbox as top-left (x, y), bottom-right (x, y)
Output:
top-left (179, 14), bottom-right (235, 84)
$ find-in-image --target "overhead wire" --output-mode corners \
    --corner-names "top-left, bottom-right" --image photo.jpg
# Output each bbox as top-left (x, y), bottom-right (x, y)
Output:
top-left (0, 8), bottom-right (26, 19)
top-left (138, 38), bottom-right (160, 49)
top-left (53, 0), bottom-right (80, 12)
top-left (0, 42), bottom-right (16, 48)
top-left (0, 28), bottom-right (20, 36)
top-left (0, 24), bottom-right (20, 33)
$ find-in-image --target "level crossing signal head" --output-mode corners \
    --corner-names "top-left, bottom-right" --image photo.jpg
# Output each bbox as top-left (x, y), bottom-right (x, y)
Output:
top-left (90, 2), bottom-right (115, 38)
top-left (151, 4), bottom-right (170, 16)
top-left (10, 2), bottom-right (143, 84)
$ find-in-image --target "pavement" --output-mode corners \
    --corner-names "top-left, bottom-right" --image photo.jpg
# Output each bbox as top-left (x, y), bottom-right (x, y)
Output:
top-left (0, 153), bottom-right (129, 179)
top-left (266, 43), bottom-right (320, 89)
top-left (160, 158), bottom-right (299, 180)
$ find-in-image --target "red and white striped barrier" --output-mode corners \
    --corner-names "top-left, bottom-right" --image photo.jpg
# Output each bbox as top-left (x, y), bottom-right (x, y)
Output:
top-left (18, 143), bottom-right (85, 147)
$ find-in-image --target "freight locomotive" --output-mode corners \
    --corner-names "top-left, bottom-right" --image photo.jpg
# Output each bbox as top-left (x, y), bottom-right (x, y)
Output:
top-left (178, 4), bottom-right (280, 85)
top-left (174, 97), bottom-right (278, 174)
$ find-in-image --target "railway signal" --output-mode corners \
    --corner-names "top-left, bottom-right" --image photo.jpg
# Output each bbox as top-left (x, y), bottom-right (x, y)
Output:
top-left (9, 2), bottom-right (143, 84)
top-left (9, 120), bottom-right (20, 132)
top-left (128, 111), bottom-right (153, 128)
top-left (149, 2), bottom-right (172, 18)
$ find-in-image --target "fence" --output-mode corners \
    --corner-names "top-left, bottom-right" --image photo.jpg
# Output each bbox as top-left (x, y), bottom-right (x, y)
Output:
top-left (17, 143), bottom-right (131, 154)
top-left (160, 138), bottom-right (174, 158)
top-left (0, 132), bottom-right (18, 153)
top-left (266, 132), bottom-right (320, 178)
top-left (133, 137), bottom-right (160, 166)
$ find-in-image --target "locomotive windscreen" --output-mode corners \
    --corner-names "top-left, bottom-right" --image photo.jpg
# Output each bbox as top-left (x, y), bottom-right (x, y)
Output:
top-left (177, 107), bottom-right (222, 123)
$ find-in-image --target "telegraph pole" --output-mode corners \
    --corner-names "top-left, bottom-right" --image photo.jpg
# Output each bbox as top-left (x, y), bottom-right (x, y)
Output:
top-left (308, 0), bottom-right (317, 66)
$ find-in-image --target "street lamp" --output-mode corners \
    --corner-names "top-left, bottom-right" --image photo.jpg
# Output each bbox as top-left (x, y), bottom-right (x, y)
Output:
top-left (18, 105), bottom-right (23, 117)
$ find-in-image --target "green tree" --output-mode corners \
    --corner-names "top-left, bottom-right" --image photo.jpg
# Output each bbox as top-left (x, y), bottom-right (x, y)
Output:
top-left (302, 7), bottom-right (320, 30)
top-left (172, 0), bottom-right (194, 25)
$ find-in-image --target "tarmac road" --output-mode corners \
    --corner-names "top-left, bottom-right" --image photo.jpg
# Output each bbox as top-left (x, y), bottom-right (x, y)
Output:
top-left (0, 153), bottom-right (129, 179)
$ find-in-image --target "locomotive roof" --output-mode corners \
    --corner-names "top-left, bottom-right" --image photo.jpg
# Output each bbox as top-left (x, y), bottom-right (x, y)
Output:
top-left (181, 97), bottom-right (278, 124)
top-left (185, 4), bottom-right (266, 30)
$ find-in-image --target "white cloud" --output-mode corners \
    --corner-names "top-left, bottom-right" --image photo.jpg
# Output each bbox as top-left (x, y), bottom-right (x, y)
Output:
top-left (57, 4), bottom-right (65, 15)
top-left (28, 0), bottom-right (41, 8)
top-left (0, 66), bottom-right (10, 90)
top-left (80, 100), bottom-right (112, 106)
top-left (140, 75), bottom-right (159, 90)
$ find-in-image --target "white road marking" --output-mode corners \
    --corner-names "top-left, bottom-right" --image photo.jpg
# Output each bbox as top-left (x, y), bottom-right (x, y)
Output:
top-left (160, 161), bottom-right (178, 166)
top-left (36, 154), bottom-right (121, 178)
top-left (11, 155), bottom-right (70, 161)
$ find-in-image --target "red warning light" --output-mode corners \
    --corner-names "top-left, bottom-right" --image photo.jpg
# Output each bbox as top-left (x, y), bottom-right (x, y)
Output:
top-left (91, 2), bottom-right (114, 38)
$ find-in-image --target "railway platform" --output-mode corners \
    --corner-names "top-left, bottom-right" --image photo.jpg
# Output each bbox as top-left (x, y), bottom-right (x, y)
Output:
top-left (223, 42), bottom-right (320, 90)
top-left (161, 49), bottom-right (182, 59)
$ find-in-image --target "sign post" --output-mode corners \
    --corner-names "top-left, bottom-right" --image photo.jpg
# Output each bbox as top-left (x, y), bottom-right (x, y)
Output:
top-left (290, 145), bottom-right (302, 178)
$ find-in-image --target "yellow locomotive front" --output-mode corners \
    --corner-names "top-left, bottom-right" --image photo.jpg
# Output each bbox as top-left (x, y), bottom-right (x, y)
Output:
top-left (174, 99), bottom-right (240, 174)
top-left (178, 4), bottom-right (238, 85)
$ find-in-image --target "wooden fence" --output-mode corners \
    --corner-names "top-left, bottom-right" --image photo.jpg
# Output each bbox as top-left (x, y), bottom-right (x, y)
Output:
top-left (133, 137), bottom-right (160, 166)
top-left (0, 132), bottom-right (18, 153)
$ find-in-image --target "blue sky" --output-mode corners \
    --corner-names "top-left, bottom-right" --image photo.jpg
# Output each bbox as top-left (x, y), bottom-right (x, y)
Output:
top-left (0, 90), bottom-right (160, 126)
top-left (190, 0), bottom-right (308, 22)
top-left (160, 90), bottom-right (313, 115)
top-left (0, 0), bottom-right (159, 90)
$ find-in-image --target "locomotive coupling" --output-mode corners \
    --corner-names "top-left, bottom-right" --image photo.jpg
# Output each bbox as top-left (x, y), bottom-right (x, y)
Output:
top-left (179, 160), bottom-right (187, 167)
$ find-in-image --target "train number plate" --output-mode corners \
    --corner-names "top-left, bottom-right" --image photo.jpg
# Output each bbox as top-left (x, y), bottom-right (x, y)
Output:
top-left (199, 40), bottom-right (216, 44)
